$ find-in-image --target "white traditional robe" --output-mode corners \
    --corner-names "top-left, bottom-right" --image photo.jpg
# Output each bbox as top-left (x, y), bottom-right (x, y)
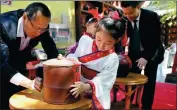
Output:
top-left (67, 35), bottom-right (119, 109)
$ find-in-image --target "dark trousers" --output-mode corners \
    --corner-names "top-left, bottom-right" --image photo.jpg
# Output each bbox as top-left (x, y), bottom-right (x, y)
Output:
top-left (129, 60), bottom-right (158, 109)
top-left (1, 78), bottom-right (25, 109)
top-left (1, 54), bottom-right (36, 109)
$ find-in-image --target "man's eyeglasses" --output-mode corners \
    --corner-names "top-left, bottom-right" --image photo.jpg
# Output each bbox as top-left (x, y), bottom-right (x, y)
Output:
top-left (27, 16), bottom-right (49, 33)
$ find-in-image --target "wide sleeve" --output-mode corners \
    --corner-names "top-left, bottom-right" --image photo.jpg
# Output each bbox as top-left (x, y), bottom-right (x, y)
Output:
top-left (88, 55), bottom-right (119, 109)
top-left (40, 31), bottom-right (58, 59)
top-left (89, 56), bottom-right (119, 96)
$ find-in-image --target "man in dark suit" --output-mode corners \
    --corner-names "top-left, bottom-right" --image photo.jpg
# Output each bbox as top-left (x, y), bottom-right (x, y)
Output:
top-left (120, 1), bottom-right (164, 109)
top-left (0, 2), bottom-right (58, 109)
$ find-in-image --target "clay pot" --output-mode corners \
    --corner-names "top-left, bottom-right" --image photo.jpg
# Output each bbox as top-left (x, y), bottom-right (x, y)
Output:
top-left (43, 58), bottom-right (81, 104)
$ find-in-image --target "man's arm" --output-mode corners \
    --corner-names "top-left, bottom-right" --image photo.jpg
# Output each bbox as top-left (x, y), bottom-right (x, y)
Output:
top-left (141, 11), bottom-right (162, 61)
top-left (0, 43), bottom-right (41, 90)
top-left (150, 12), bottom-right (165, 64)
top-left (0, 23), bottom-right (18, 81)
top-left (0, 24), bottom-right (35, 90)
top-left (146, 12), bottom-right (164, 64)
top-left (40, 31), bottom-right (58, 59)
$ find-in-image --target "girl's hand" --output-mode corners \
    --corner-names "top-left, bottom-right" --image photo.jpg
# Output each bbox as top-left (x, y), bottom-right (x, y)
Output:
top-left (70, 82), bottom-right (91, 98)
top-left (57, 54), bottom-right (65, 60)
top-left (33, 77), bottom-right (43, 92)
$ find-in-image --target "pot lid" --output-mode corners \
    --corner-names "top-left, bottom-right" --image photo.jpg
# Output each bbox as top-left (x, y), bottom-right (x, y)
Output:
top-left (43, 58), bottom-right (78, 66)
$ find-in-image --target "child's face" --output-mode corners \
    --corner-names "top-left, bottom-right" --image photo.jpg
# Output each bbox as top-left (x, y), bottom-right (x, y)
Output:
top-left (86, 22), bottom-right (98, 36)
top-left (95, 28), bottom-right (117, 51)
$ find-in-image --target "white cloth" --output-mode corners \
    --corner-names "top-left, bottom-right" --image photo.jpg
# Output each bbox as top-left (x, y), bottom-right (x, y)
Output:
top-left (10, 17), bottom-right (31, 86)
top-left (10, 72), bottom-right (26, 85)
top-left (17, 17), bottom-right (31, 51)
top-left (10, 72), bottom-right (35, 90)
top-left (67, 35), bottom-right (119, 109)
top-left (170, 43), bottom-right (176, 53)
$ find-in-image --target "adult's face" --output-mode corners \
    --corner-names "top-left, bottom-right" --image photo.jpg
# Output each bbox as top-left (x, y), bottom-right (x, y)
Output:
top-left (121, 5), bottom-right (140, 22)
top-left (23, 11), bottom-right (50, 39)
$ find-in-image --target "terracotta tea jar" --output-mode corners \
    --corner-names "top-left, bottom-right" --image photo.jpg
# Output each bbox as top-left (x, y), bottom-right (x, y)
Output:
top-left (43, 58), bottom-right (81, 104)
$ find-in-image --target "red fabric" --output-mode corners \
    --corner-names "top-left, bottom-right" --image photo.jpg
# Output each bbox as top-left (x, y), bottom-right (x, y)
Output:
top-left (110, 89), bottom-right (114, 102)
top-left (67, 58), bottom-right (81, 82)
top-left (88, 81), bottom-right (104, 110)
top-left (110, 88), bottom-right (125, 102)
top-left (88, 9), bottom-right (99, 20)
top-left (92, 40), bottom-right (98, 52)
top-left (152, 82), bottom-right (176, 109)
top-left (114, 82), bottom-right (177, 109)
top-left (83, 32), bottom-right (94, 39)
top-left (26, 60), bottom-right (40, 80)
top-left (172, 52), bottom-right (177, 72)
top-left (121, 24), bottom-right (128, 47)
top-left (79, 40), bottom-right (115, 63)
top-left (26, 60), bottom-right (40, 70)
top-left (72, 65), bottom-right (80, 82)
top-left (81, 65), bottom-right (97, 80)
top-left (109, 11), bottom-right (121, 20)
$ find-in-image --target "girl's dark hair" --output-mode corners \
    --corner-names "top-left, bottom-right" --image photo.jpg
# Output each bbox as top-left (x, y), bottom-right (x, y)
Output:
top-left (97, 17), bottom-right (126, 53)
top-left (25, 2), bottom-right (51, 20)
top-left (97, 17), bottom-right (126, 40)
top-left (85, 14), bottom-right (93, 24)
top-left (87, 18), bottom-right (98, 24)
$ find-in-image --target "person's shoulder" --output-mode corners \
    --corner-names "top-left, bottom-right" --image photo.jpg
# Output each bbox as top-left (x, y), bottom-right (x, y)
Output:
top-left (0, 9), bottom-right (24, 40)
top-left (104, 53), bottom-right (119, 68)
top-left (1, 9), bottom-right (24, 28)
top-left (79, 34), bottom-right (93, 44)
top-left (1, 9), bottom-right (24, 20)
top-left (111, 52), bottom-right (119, 59)
top-left (81, 34), bottom-right (93, 40)
top-left (75, 35), bottom-right (93, 53)
top-left (107, 53), bottom-right (119, 62)
top-left (141, 8), bottom-right (158, 16)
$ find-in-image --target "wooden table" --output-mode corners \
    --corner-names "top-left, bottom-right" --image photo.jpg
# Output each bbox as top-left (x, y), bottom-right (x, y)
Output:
top-left (9, 89), bottom-right (92, 109)
top-left (114, 73), bottom-right (148, 110)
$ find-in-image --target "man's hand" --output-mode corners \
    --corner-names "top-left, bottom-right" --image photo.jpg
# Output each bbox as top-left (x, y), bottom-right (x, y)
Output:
top-left (57, 54), bottom-right (65, 60)
top-left (136, 58), bottom-right (148, 70)
top-left (33, 77), bottom-right (43, 92)
top-left (70, 82), bottom-right (91, 98)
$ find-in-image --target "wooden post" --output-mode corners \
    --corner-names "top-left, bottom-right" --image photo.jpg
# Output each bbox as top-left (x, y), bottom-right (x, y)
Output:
top-left (125, 85), bottom-right (132, 109)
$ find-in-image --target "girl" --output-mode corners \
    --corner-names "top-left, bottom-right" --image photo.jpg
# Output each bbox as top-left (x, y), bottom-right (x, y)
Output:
top-left (67, 17), bottom-right (98, 53)
top-left (60, 17), bottom-right (125, 109)
top-left (84, 17), bottom-right (98, 39)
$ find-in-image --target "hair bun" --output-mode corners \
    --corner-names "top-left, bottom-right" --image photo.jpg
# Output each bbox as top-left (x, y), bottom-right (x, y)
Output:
top-left (97, 17), bottom-right (126, 40)
top-left (114, 19), bottom-right (126, 37)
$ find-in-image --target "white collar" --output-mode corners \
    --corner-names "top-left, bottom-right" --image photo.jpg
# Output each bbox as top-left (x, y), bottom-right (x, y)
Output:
top-left (135, 10), bottom-right (141, 21)
top-left (17, 17), bottom-right (26, 38)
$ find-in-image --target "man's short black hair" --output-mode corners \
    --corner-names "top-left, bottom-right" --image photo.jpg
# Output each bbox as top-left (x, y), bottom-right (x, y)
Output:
top-left (120, 1), bottom-right (142, 8)
top-left (25, 2), bottom-right (51, 20)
